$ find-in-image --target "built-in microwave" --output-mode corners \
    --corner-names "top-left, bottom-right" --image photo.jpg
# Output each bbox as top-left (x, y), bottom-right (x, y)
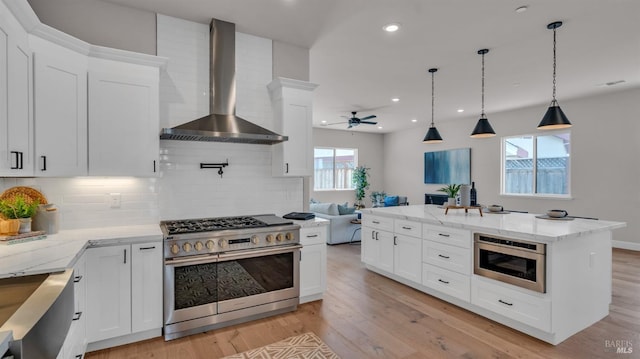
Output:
top-left (473, 233), bottom-right (546, 293)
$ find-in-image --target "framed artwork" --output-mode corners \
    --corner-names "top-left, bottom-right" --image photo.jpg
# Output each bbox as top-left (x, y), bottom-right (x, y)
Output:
top-left (424, 148), bottom-right (471, 184)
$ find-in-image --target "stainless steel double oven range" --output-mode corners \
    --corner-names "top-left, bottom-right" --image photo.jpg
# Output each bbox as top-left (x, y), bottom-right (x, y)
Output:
top-left (161, 215), bottom-right (301, 340)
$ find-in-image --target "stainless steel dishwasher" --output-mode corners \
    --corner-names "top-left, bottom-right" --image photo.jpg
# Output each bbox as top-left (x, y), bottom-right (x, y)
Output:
top-left (0, 269), bottom-right (74, 359)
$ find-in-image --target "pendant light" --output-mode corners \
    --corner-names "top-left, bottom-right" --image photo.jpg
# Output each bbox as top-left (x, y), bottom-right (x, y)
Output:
top-left (538, 21), bottom-right (571, 130)
top-left (470, 49), bottom-right (496, 138)
top-left (423, 68), bottom-right (443, 143)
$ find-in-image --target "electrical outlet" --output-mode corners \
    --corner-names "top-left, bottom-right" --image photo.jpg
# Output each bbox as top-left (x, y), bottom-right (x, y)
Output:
top-left (109, 193), bottom-right (121, 208)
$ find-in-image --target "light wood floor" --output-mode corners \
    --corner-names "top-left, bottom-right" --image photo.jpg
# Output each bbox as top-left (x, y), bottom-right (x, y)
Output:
top-left (87, 245), bottom-right (640, 358)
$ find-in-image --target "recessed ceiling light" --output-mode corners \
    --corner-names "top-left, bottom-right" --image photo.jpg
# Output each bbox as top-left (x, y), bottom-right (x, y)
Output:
top-left (457, 109), bottom-right (464, 113)
top-left (378, 126), bottom-right (383, 129)
top-left (383, 23), bottom-right (400, 32)
top-left (391, 97), bottom-right (400, 102)
top-left (321, 120), bottom-right (327, 123)
top-left (411, 119), bottom-right (417, 123)
top-left (515, 6), bottom-right (528, 13)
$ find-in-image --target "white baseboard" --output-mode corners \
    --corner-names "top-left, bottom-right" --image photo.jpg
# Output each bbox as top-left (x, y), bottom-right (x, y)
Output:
top-left (613, 240), bottom-right (640, 251)
top-left (86, 328), bottom-right (161, 352)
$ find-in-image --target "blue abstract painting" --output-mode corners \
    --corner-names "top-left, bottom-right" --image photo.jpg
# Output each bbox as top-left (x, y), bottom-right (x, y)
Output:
top-left (424, 148), bottom-right (471, 184)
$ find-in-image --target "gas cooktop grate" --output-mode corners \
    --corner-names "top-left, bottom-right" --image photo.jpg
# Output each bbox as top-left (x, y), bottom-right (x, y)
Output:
top-left (162, 216), bottom-right (267, 235)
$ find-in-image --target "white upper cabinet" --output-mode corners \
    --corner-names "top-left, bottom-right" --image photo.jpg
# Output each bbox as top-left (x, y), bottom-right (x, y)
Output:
top-left (0, 4), bottom-right (33, 176)
top-left (32, 38), bottom-right (88, 176)
top-left (88, 61), bottom-right (159, 176)
top-left (268, 77), bottom-right (318, 177)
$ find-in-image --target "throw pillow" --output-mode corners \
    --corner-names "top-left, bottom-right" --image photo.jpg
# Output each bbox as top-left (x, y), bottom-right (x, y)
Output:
top-left (338, 203), bottom-right (356, 215)
top-left (384, 195), bottom-right (399, 207)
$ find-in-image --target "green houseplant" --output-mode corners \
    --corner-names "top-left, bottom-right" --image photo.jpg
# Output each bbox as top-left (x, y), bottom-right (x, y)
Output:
top-left (438, 184), bottom-right (461, 207)
top-left (0, 194), bottom-right (39, 233)
top-left (352, 166), bottom-right (370, 209)
top-left (370, 191), bottom-right (386, 207)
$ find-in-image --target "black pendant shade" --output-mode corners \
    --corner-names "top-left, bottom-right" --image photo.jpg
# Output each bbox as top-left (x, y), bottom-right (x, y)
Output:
top-left (423, 126), bottom-right (443, 143)
top-left (471, 117), bottom-right (496, 138)
top-left (538, 100), bottom-right (571, 129)
top-left (539, 21), bottom-right (571, 130)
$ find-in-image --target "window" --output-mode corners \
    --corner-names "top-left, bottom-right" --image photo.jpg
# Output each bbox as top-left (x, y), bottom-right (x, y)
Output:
top-left (502, 131), bottom-right (570, 196)
top-left (314, 147), bottom-right (358, 190)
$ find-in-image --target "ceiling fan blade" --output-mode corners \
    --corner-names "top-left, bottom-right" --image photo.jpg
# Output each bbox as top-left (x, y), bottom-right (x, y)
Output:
top-left (361, 121), bottom-right (378, 125)
top-left (322, 121), bottom-right (347, 126)
top-left (360, 115), bottom-right (377, 121)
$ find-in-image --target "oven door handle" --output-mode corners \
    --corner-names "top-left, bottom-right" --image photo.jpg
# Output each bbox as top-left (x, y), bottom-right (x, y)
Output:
top-left (165, 254), bottom-right (218, 267)
top-left (218, 244), bottom-right (302, 261)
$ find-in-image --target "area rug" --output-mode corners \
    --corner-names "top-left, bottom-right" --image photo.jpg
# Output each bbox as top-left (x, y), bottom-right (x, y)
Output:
top-left (222, 332), bottom-right (341, 359)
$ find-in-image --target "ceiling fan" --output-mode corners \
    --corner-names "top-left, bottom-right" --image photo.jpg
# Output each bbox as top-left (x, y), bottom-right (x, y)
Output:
top-left (323, 111), bottom-right (378, 128)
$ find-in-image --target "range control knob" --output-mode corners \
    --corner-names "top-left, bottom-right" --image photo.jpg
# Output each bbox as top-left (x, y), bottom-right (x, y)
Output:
top-left (266, 234), bottom-right (275, 243)
top-left (251, 235), bottom-right (260, 244)
top-left (220, 239), bottom-right (229, 249)
top-left (194, 241), bottom-right (204, 251)
top-left (206, 240), bottom-right (215, 250)
top-left (182, 242), bottom-right (192, 252)
top-left (285, 232), bottom-right (294, 241)
top-left (276, 233), bottom-right (284, 242)
top-left (170, 243), bottom-right (180, 255)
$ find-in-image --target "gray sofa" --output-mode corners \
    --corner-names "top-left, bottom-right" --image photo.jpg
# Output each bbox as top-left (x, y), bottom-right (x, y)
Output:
top-left (309, 202), bottom-right (360, 245)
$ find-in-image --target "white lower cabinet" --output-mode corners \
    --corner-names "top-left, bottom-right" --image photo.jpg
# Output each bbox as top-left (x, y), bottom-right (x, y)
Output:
top-left (471, 278), bottom-right (551, 332)
top-left (393, 234), bottom-right (422, 283)
top-left (299, 226), bottom-right (327, 303)
top-left (86, 241), bottom-right (162, 344)
top-left (422, 263), bottom-right (470, 302)
top-left (361, 226), bottom-right (394, 273)
top-left (58, 252), bottom-right (87, 359)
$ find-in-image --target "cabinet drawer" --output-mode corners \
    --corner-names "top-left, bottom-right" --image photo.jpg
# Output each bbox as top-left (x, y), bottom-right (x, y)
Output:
top-left (423, 240), bottom-right (471, 275)
top-left (394, 219), bottom-right (422, 238)
top-left (471, 278), bottom-right (551, 331)
top-left (300, 226), bottom-right (327, 246)
top-left (423, 224), bottom-right (471, 248)
top-left (422, 264), bottom-right (470, 302)
top-left (362, 215), bottom-right (393, 232)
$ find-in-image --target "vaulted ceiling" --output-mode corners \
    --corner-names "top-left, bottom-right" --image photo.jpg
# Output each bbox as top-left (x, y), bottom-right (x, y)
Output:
top-left (103, 0), bottom-right (640, 133)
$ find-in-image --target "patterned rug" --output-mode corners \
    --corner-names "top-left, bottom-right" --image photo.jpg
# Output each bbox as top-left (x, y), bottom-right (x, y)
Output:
top-left (222, 332), bottom-right (341, 359)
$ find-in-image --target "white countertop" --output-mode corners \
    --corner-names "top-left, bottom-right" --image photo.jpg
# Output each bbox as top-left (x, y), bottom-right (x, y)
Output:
top-left (291, 217), bottom-right (329, 228)
top-left (0, 224), bottom-right (162, 278)
top-left (361, 205), bottom-right (626, 242)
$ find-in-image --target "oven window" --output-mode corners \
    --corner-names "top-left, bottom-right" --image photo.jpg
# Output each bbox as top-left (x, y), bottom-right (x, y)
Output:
top-left (479, 249), bottom-right (537, 282)
top-left (218, 252), bottom-right (294, 301)
top-left (174, 262), bottom-right (218, 310)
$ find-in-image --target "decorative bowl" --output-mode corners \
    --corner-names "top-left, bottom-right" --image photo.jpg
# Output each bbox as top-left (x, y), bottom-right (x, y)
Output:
top-left (547, 209), bottom-right (568, 218)
top-left (487, 205), bottom-right (503, 212)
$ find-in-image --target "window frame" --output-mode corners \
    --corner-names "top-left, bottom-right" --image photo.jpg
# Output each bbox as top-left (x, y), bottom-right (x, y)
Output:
top-left (313, 147), bottom-right (359, 191)
top-left (500, 130), bottom-right (572, 199)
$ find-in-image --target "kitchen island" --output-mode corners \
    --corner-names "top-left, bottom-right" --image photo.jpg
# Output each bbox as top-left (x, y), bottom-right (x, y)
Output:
top-left (359, 205), bottom-right (626, 345)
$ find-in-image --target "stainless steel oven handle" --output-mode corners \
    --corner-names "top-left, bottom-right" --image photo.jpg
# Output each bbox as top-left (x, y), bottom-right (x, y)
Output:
top-left (165, 254), bottom-right (218, 267)
top-left (218, 244), bottom-right (302, 261)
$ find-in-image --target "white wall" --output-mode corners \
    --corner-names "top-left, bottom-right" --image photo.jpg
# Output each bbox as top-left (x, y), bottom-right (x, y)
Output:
top-left (384, 87), bottom-right (640, 247)
top-left (311, 128), bottom-right (384, 207)
top-left (27, 0), bottom-right (156, 55)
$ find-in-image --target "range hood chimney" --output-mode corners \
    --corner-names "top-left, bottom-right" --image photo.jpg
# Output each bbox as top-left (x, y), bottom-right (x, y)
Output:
top-left (160, 19), bottom-right (287, 144)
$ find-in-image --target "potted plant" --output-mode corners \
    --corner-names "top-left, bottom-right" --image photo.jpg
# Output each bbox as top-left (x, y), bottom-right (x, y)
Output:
top-left (370, 191), bottom-right (386, 207)
top-left (438, 184), bottom-right (461, 207)
top-left (352, 166), bottom-right (370, 209)
top-left (0, 195), bottom-right (40, 233)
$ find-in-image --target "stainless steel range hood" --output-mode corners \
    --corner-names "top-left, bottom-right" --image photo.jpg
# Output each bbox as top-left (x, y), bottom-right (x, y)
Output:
top-left (160, 19), bottom-right (287, 145)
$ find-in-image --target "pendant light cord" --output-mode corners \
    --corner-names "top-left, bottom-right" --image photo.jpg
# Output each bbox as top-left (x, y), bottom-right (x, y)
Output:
top-left (552, 27), bottom-right (557, 102)
top-left (431, 71), bottom-right (435, 127)
top-left (481, 51), bottom-right (485, 117)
